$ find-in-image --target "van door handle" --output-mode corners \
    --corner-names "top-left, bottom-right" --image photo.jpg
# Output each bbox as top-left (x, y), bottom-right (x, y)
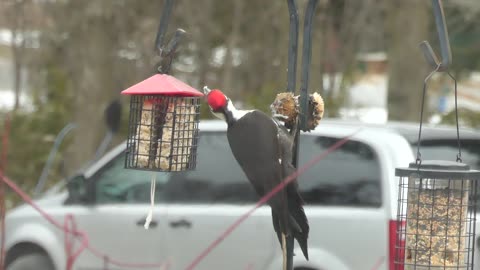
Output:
top-left (136, 218), bottom-right (158, 228)
top-left (169, 219), bottom-right (192, 229)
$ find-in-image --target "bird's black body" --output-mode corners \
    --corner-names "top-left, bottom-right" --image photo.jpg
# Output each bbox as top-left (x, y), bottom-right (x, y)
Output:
top-left (226, 110), bottom-right (309, 260)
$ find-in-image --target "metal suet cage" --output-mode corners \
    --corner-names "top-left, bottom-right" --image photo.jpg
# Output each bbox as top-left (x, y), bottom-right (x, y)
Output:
top-left (395, 161), bottom-right (480, 269)
top-left (121, 74), bottom-right (203, 172)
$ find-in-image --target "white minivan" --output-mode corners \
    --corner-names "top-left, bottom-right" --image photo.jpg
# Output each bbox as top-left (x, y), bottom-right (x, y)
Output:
top-left (5, 119), bottom-right (480, 270)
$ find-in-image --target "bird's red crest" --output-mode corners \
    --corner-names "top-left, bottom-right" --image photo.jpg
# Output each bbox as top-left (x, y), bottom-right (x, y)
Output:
top-left (206, 89), bottom-right (228, 110)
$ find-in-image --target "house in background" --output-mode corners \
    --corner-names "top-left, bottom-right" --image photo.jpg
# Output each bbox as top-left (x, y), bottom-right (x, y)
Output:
top-left (0, 28), bottom-right (32, 111)
top-left (339, 51), bottom-right (480, 125)
top-left (340, 51), bottom-right (389, 124)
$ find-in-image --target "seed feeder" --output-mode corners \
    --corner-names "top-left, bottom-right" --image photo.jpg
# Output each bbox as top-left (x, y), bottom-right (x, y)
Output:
top-left (122, 0), bottom-right (203, 172)
top-left (396, 161), bottom-right (480, 269)
top-left (395, 1), bottom-right (479, 269)
top-left (122, 75), bottom-right (202, 172)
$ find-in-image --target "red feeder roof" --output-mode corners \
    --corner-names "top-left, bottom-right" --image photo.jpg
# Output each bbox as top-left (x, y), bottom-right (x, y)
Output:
top-left (121, 74), bottom-right (204, 97)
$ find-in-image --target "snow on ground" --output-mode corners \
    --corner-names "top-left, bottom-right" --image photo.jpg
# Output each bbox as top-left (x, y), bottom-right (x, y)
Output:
top-left (341, 73), bottom-right (389, 124)
top-left (339, 107), bottom-right (388, 124)
top-left (0, 90), bottom-right (32, 111)
top-left (0, 28), bottom-right (40, 48)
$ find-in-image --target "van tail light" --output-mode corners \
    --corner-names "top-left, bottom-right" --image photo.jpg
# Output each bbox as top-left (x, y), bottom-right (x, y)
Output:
top-left (389, 219), bottom-right (405, 270)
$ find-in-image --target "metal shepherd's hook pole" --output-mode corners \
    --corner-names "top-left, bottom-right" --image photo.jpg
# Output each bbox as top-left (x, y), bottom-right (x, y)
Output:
top-left (155, 0), bottom-right (185, 75)
top-left (285, 0), bottom-right (318, 270)
top-left (417, 0), bottom-right (460, 164)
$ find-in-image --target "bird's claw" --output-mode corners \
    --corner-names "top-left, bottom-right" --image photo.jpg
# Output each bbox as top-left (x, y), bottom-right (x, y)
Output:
top-left (273, 114), bottom-right (289, 120)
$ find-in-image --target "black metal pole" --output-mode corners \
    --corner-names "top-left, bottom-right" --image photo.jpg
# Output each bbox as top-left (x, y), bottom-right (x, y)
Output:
top-left (299, 0), bottom-right (318, 132)
top-left (286, 2), bottom-right (299, 270)
top-left (155, 0), bottom-right (175, 55)
top-left (287, 0), bottom-right (301, 168)
top-left (287, 0), bottom-right (299, 93)
top-left (285, 1), bottom-right (317, 270)
top-left (153, 0), bottom-right (185, 75)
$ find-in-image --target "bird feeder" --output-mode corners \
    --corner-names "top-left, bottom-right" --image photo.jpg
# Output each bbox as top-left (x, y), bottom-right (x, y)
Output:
top-left (121, 74), bottom-right (203, 172)
top-left (392, 1), bottom-right (480, 268)
top-left (395, 161), bottom-right (480, 269)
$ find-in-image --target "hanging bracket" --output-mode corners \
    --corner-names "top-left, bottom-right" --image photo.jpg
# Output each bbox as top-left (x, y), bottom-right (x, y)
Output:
top-left (420, 0), bottom-right (452, 72)
top-left (154, 0), bottom-right (186, 74)
top-left (416, 0), bottom-right (462, 164)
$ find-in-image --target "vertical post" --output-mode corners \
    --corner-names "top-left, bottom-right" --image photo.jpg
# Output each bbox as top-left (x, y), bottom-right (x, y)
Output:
top-left (154, 0), bottom-right (185, 75)
top-left (285, 1), bottom-right (318, 270)
top-left (287, 0), bottom-right (301, 169)
top-left (286, 2), bottom-right (299, 269)
top-left (103, 256), bottom-right (110, 270)
top-left (286, 0), bottom-right (299, 94)
top-left (299, 0), bottom-right (318, 132)
top-left (155, 0), bottom-right (175, 55)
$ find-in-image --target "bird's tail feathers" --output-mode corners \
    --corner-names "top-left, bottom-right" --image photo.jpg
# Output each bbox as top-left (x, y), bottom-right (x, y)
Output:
top-left (289, 193), bottom-right (309, 260)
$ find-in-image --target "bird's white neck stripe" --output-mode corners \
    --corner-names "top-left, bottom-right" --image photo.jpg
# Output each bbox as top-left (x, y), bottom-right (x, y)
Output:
top-left (226, 100), bottom-right (252, 122)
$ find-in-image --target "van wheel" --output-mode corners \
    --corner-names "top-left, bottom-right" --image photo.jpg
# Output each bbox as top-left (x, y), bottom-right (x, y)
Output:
top-left (7, 253), bottom-right (54, 270)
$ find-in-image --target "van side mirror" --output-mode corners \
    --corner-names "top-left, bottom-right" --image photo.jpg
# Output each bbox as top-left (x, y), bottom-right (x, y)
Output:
top-left (66, 174), bottom-right (91, 204)
top-left (104, 99), bottom-right (122, 134)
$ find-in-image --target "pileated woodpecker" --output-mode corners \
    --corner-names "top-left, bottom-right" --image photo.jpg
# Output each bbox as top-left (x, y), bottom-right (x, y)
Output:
top-left (203, 87), bottom-right (309, 261)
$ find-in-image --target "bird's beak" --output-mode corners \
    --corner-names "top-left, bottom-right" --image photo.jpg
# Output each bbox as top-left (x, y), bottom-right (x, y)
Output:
top-left (203, 86), bottom-right (211, 96)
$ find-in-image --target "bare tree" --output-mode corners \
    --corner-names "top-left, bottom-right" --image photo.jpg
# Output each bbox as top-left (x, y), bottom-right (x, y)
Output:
top-left (6, 0), bottom-right (27, 111)
top-left (222, 0), bottom-right (244, 98)
top-left (36, 0), bottom-right (165, 174)
top-left (385, 0), bottom-right (430, 121)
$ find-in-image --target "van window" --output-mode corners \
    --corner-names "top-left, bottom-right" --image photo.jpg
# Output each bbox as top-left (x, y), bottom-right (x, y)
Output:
top-left (93, 155), bottom-right (169, 204)
top-left (298, 135), bottom-right (382, 207)
top-left (413, 139), bottom-right (480, 209)
top-left (162, 132), bottom-right (258, 203)
top-left (91, 132), bottom-right (257, 204)
top-left (165, 132), bottom-right (383, 207)
top-left (91, 132), bottom-right (383, 207)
